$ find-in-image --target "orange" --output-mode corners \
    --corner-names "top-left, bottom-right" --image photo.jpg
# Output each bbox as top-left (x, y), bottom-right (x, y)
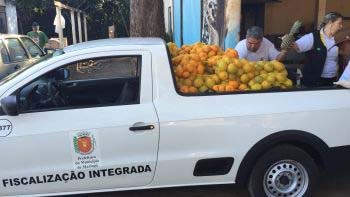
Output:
top-left (210, 45), bottom-right (220, 52)
top-left (212, 85), bottom-right (219, 92)
top-left (193, 78), bottom-right (204, 88)
top-left (189, 86), bottom-right (198, 93)
top-left (218, 84), bottom-right (226, 92)
top-left (208, 51), bottom-right (216, 57)
top-left (225, 85), bottom-right (235, 92)
top-left (184, 63), bottom-right (195, 72)
top-left (182, 71), bottom-right (190, 78)
top-left (203, 45), bottom-right (211, 53)
top-left (199, 52), bottom-right (208, 61)
top-left (172, 56), bottom-right (183, 65)
top-left (184, 79), bottom-right (193, 86)
top-left (248, 72), bottom-right (255, 80)
top-left (211, 75), bottom-right (220, 84)
top-left (261, 81), bottom-right (272, 89)
top-left (218, 71), bottom-right (229, 81)
top-left (238, 84), bottom-right (248, 91)
top-left (207, 58), bottom-right (217, 67)
top-left (199, 85), bottom-right (209, 93)
top-left (228, 80), bottom-right (239, 89)
top-left (276, 73), bottom-right (286, 82)
top-left (237, 69), bottom-right (244, 76)
top-left (243, 63), bottom-right (255, 73)
top-left (240, 74), bottom-right (250, 83)
top-left (205, 78), bottom-right (216, 88)
top-left (190, 54), bottom-right (201, 61)
top-left (225, 48), bottom-right (239, 59)
top-left (184, 47), bottom-right (192, 53)
top-left (284, 79), bottom-right (293, 88)
top-left (231, 50), bottom-right (239, 58)
top-left (263, 63), bottom-right (274, 72)
top-left (197, 64), bottom-right (205, 74)
top-left (180, 85), bottom-right (189, 93)
top-left (181, 55), bottom-right (191, 65)
top-left (271, 60), bottom-right (285, 72)
top-left (175, 66), bottom-right (184, 77)
top-left (240, 59), bottom-right (249, 65)
top-left (233, 59), bottom-right (242, 68)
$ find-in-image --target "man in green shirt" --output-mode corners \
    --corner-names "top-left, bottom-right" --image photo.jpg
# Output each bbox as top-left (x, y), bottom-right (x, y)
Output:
top-left (27, 22), bottom-right (48, 49)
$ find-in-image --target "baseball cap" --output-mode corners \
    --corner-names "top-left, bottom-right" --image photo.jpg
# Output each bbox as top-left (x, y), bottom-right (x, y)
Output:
top-left (32, 22), bottom-right (39, 27)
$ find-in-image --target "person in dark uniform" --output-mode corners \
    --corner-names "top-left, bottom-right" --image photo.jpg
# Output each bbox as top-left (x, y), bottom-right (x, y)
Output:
top-left (293, 12), bottom-right (344, 87)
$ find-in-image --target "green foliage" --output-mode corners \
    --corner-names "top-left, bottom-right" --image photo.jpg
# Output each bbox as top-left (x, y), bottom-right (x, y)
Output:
top-left (16, 0), bottom-right (130, 41)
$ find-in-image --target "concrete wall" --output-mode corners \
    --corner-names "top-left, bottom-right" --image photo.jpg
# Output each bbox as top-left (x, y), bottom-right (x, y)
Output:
top-left (264, 0), bottom-right (350, 35)
top-left (326, 0), bottom-right (350, 30)
top-left (264, 0), bottom-right (317, 35)
top-left (326, 0), bottom-right (350, 14)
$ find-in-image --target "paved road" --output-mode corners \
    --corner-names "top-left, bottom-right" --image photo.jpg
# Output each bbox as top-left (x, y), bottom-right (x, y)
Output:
top-left (75, 164), bottom-right (350, 197)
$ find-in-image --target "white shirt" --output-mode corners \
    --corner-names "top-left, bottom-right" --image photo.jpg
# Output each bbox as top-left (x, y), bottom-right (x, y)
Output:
top-left (54, 14), bottom-right (66, 33)
top-left (295, 30), bottom-right (338, 78)
top-left (234, 37), bottom-right (280, 61)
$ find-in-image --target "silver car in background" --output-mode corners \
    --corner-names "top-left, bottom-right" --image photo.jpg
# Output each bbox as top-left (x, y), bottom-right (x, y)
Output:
top-left (0, 34), bottom-right (45, 79)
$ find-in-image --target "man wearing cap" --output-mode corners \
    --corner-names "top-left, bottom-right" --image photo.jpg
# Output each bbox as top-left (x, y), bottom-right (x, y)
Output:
top-left (27, 22), bottom-right (48, 49)
top-left (335, 30), bottom-right (350, 82)
top-left (334, 30), bottom-right (350, 75)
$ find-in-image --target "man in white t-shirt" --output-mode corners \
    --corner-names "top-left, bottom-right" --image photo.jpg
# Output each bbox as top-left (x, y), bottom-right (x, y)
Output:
top-left (235, 26), bottom-right (288, 62)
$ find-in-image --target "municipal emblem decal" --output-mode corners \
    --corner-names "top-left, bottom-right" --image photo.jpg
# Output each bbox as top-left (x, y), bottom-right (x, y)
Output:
top-left (73, 131), bottom-right (95, 155)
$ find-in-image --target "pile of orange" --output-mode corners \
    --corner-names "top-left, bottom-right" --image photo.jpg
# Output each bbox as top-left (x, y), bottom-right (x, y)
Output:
top-left (167, 42), bottom-right (293, 94)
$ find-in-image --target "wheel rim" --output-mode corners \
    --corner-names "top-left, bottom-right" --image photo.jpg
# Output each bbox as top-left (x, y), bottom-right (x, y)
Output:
top-left (263, 160), bottom-right (309, 197)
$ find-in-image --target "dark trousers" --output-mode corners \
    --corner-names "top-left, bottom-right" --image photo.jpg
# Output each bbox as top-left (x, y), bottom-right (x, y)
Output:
top-left (301, 77), bottom-right (337, 87)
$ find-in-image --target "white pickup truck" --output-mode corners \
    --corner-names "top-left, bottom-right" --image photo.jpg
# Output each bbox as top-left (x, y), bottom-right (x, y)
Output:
top-left (0, 38), bottom-right (349, 197)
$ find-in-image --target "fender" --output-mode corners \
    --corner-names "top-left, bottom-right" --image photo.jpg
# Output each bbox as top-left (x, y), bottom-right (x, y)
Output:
top-left (235, 130), bottom-right (330, 185)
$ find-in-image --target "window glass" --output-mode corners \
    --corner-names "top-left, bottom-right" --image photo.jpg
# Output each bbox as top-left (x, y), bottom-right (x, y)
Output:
top-left (21, 37), bottom-right (44, 58)
top-left (19, 56), bottom-right (141, 112)
top-left (67, 56), bottom-right (139, 80)
top-left (0, 39), bottom-right (9, 64)
top-left (5, 38), bottom-right (28, 62)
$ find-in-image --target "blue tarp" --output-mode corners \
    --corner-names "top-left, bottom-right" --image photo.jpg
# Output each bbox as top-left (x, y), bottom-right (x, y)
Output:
top-left (182, 0), bottom-right (201, 45)
top-left (173, 0), bottom-right (239, 49)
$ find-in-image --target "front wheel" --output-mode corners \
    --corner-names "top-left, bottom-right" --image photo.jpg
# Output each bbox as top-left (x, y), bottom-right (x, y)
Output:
top-left (248, 145), bottom-right (320, 197)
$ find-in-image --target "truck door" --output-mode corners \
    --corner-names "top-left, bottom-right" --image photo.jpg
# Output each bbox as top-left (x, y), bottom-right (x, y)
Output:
top-left (0, 51), bottom-right (159, 196)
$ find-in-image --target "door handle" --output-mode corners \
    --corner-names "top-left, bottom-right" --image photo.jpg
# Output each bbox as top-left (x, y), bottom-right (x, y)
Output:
top-left (65, 82), bottom-right (77, 87)
top-left (14, 64), bottom-right (20, 70)
top-left (129, 125), bottom-right (155, 131)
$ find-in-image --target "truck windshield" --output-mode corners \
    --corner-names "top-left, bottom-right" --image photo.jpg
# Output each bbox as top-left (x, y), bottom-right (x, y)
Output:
top-left (0, 49), bottom-right (64, 85)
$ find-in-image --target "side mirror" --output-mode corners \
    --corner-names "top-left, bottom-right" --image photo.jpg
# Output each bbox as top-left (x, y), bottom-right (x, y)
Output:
top-left (55, 68), bottom-right (70, 80)
top-left (1, 96), bottom-right (19, 116)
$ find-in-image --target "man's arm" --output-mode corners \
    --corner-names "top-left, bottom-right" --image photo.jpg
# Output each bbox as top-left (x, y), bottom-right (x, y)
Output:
top-left (267, 40), bottom-right (288, 62)
top-left (276, 49), bottom-right (289, 62)
top-left (234, 40), bottom-right (247, 59)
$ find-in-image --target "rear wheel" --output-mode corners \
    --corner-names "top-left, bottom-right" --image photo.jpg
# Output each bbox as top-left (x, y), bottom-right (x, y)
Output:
top-left (248, 145), bottom-right (320, 197)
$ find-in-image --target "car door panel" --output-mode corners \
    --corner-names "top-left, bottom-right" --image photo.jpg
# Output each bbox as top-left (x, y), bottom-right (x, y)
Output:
top-left (0, 51), bottom-right (159, 196)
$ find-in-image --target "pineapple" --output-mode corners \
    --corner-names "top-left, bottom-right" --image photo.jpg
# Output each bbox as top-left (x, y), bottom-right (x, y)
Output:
top-left (280, 21), bottom-right (303, 50)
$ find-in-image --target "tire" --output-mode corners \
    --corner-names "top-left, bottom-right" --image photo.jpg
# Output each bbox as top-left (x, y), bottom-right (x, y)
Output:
top-left (248, 144), bottom-right (320, 197)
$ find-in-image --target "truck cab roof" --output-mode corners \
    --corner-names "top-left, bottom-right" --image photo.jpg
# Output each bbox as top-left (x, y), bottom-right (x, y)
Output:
top-left (64, 37), bottom-right (166, 53)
